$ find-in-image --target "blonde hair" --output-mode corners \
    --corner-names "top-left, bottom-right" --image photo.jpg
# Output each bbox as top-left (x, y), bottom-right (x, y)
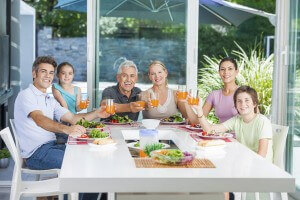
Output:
top-left (148, 60), bottom-right (168, 86)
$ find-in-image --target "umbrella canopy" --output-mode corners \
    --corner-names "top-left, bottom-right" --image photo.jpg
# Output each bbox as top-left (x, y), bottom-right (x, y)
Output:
top-left (55, 0), bottom-right (275, 26)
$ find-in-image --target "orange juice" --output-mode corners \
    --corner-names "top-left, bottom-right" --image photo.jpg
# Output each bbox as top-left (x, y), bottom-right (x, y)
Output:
top-left (177, 91), bottom-right (188, 100)
top-left (79, 100), bottom-right (88, 109)
top-left (136, 101), bottom-right (146, 108)
top-left (105, 105), bottom-right (115, 114)
top-left (139, 150), bottom-right (147, 158)
top-left (188, 97), bottom-right (199, 105)
top-left (151, 99), bottom-right (159, 107)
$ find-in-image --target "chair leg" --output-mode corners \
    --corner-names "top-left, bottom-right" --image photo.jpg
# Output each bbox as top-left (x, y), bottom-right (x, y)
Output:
top-left (233, 192), bottom-right (241, 200)
top-left (9, 192), bottom-right (21, 200)
top-left (269, 192), bottom-right (275, 200)
top-left (108, 192), bottom-right (115, 200)
top-left (35, 174), bottom-right (41, 181)
top-left (70, 192), bottom-right (79, 200)
top-left (58, 194), bottom-right (64, 200)
top-left (241, 192), bottom-right (246, 200)
top-left (255, 192), bottom-right (260, 200)
top-left (281, 192), bottom-right (288, 200)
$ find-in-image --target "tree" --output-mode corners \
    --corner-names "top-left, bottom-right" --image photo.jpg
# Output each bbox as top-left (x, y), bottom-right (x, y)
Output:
top-left (25, 0), bottom-right (86, 37)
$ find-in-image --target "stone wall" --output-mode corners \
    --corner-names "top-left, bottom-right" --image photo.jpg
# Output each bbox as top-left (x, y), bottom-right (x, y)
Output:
top-left (38, 26), bottom-right (186, 84)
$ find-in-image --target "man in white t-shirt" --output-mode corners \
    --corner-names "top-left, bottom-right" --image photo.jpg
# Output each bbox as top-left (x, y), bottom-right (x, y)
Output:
top-left (14, 56), bottom-right (110, 170)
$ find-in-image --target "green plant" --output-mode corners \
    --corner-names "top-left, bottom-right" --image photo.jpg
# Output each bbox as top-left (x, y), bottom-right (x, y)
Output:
top-left (198, 42), bottom-right (273, 119)
top-left (0, 148), bottom-right (10, 159)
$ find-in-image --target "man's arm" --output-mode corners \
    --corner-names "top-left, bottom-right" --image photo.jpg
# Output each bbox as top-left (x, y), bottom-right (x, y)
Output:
top-left (61, 106), bottom-right (111, 125)
top-left (30, 110), bottom-right (86, 135)
top-left (100, 100), bottom-right (143, 113)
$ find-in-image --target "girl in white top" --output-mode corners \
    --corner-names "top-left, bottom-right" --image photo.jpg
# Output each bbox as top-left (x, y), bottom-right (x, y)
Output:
top-left (186, 85), bottom-right (273, 162)
top-left (141, 61), bottom-right (187, 119)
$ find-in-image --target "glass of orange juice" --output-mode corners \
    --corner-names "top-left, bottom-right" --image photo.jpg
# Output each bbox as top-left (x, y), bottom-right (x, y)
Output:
top-left (150, 92), bottom-right (159, 107)
top-left (79, 94), bottom-right (89, 109)
top-left (177, 85), bottom-right (187, 100)
top-left (105, 99), bottom-right (115, 114)
top-left (188, 89), bottom-right (200, 105)
top-left (136, 94), bottom-right (146, 108)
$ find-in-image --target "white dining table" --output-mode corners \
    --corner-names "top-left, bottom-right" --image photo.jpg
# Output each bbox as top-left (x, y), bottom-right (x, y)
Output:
top-left (59, 125), bottom-right (295, 196)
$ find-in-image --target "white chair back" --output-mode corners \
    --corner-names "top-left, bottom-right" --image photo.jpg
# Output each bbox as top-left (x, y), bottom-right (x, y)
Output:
top-left (272, 124), bottom-right (289, 169)
top-left (9, 119), bottom-right (20, 150)
top-left (9, 119), bottom-right (24, 166)
top-left (0, 127), bottom-right (23, 200)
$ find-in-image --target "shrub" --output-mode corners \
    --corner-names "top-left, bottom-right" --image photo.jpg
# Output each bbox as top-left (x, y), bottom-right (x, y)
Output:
top-left (0, 148), bottom-right (10, 159)
top-left (198, 42), bottom-right (273, 120)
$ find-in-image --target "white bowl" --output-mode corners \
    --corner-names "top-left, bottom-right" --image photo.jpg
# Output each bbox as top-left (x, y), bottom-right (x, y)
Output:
top-left (141, 119), bottom-right (160, 129)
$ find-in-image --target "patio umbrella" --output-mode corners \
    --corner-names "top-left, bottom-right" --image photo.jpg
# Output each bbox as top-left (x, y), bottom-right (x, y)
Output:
top-left (55, 0), bottom-right (275, 26)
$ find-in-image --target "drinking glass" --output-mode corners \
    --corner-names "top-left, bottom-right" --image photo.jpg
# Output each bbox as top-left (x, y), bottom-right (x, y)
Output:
top-left (188, 89), bottom-right (200, 105)
top-left (150, 92), bottom-right (159, 108)
top-left (136, 94), bottom-right (146, 108)
top-left (105, 99), bottom-right (115, 114)
top-left (177, 85), bottom-right (188, 100)
top-left (79, 94), bottom-right (89, 109)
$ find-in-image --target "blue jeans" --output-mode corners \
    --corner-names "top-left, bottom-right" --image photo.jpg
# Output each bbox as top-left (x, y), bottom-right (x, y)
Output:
top-left (26, 141), bottom-right (66, 170)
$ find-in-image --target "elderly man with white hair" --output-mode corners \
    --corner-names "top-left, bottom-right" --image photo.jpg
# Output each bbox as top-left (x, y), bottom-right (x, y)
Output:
top-left (100, 58), bottom-right (143, 121)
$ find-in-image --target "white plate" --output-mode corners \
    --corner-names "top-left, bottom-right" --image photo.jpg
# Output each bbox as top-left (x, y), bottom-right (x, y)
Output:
top-left (185, 125), bottom-right (202, 131)
top-left (88, 142), bottom-right (117, 148)
top-left (196, 144), bottom-right (226, 151)
top-left (127, 142), bottom-right (170, 150)
top-left (160, 120), bottom-right (186, 125)
top-left (73, 134), bottom-right (110, 141)
top-left (103, 122), bottom-right (131, 125)
top-left (198, 132), bottom-right (233, 139)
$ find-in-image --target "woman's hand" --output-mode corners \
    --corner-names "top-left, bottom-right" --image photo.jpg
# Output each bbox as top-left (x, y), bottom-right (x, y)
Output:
top-left (176, 90), bottom-right (188, 103)
top-left (191, 97), bottom-right (204, 118)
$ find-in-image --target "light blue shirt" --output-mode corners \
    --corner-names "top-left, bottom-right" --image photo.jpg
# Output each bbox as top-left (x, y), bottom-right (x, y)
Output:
top-left (14, 84), bottom-right (69, 158)
top-left (52, 83), bottom-right (78, 114)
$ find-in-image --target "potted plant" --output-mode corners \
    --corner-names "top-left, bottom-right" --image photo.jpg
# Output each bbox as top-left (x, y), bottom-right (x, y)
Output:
top-left (0, 148), bottom-right (11, 168)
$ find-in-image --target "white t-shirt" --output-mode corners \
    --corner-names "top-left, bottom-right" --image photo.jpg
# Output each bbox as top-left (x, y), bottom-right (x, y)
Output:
top-left (222, 114), bottom-right (273, 162)
top-left (14, 84), bottom-right (69, 158)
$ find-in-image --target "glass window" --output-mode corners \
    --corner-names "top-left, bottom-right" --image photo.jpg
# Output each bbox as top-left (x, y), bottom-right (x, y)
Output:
top-left (95, 0), bottom-right (187, 106)
top-left (287, 0), bottom-right (300, 193)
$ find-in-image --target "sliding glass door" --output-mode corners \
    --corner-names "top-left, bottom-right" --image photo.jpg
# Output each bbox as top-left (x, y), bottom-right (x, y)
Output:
top-left (87, 0), bottom-right (198, 107)
top-left (287, 0), bottom-right (300, 198)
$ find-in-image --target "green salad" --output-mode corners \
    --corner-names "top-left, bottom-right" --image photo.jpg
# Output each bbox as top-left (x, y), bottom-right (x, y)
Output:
top-left (109, 114), bottom-right (133, 123)
top-left (151, 149), bottom-right (184, 164)
top-left (143, 143), bottom-right (164, 157)
top-left (89, 129), bottom-right (109, 138)
top-left (161, 114), bottom-right (184, 123)
top-left (76, 119), bottom-right (105, 128)
top-left (134, 141), bottom-right (140, 147)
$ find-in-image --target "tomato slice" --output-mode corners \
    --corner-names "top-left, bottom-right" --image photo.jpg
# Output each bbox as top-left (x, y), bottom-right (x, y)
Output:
top-left (111, 119), bottom-right (118, 123)
top-left (202, 131), bottom-right (207, 136)
top-left (80, 133), bottom-right (88, 138)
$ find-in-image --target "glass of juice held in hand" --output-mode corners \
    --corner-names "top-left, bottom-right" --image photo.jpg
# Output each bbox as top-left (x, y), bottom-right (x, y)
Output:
top-left (177, 85), bottom-right (188, 100)
top-left (150, 92), bottom-right (159, 107)
top-left (105, 99), bottom-right (115, 114)
top-left (79, 94), bottom-right (89, 109)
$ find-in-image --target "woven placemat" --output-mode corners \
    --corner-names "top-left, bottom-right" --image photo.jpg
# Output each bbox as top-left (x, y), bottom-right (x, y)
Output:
top-left (134, 158), bottom-right (215, 168)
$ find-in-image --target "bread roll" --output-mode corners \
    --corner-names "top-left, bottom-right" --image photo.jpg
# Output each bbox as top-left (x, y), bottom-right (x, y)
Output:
top-left (93, 138), bottom-right (115, 145)
top-left (198, 139), bottom-right (225, 147)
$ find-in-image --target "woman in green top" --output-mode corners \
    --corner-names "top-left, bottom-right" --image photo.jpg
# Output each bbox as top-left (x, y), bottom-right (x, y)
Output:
top-left (188, 86), bottom-right (273, 161)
